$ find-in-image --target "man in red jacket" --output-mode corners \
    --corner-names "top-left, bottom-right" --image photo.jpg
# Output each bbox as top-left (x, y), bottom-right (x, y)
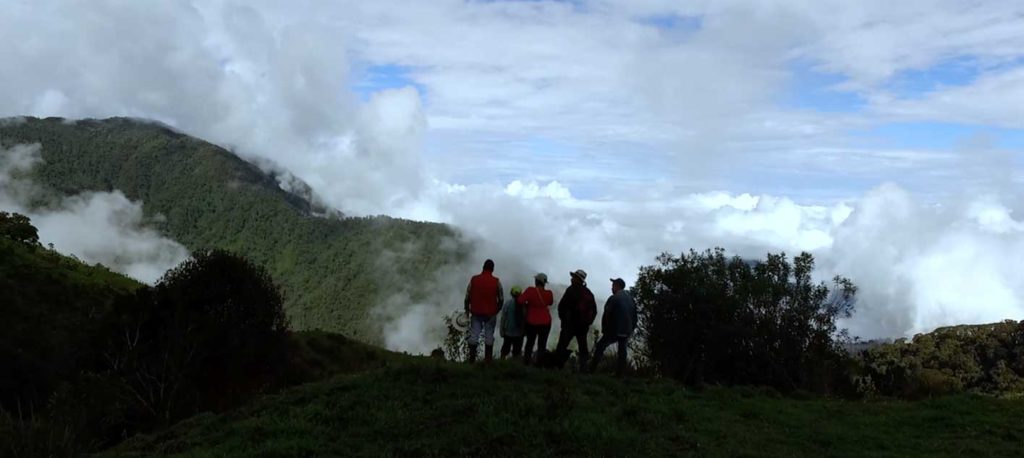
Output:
top-left (464, 259), bottom-right (505, 363)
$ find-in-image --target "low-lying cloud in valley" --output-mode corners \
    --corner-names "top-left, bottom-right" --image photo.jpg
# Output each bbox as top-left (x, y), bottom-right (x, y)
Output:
top-left (0, 143), bottom-right (189, 284)
top-left (2, 0), bottom-right (1023, 351)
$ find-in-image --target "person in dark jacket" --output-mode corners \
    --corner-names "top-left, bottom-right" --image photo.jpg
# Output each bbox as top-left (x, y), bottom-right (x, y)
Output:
top-left (464, 259), bottom-right (504, 363)
top-left (499, 286), bottom-right (525, 359)
top-left (588, 278), bottom-right (637, 375)
top-left (553, 269), bottom-right (596, 371)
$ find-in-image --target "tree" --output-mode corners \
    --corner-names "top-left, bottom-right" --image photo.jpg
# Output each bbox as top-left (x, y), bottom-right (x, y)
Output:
top-left (104, 249), bottom-right (290, 427)
top-left (633, 248), bottom-right (856, 393)
top-left (0, 211), bottom-right (39, 245)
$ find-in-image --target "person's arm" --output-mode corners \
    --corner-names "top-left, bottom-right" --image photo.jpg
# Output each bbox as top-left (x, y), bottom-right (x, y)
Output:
top-left (611, 295), bottom-right (625, 330)
top-left (602, 296), bottom-right (613, 331)
top-left (517, 288), bottom-right (529, 305)
top-left (464, 280), bottom-right (472, 313)
top-left (628, 295), bottom-right (638, 334)
top-left (557, 287), bottom-right (572, 321)
top-left (496, 279), bottom-right (505, 312)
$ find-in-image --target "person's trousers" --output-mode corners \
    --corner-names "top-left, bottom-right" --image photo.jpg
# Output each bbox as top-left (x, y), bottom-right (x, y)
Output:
top-left (468, 314), bottom-right (497, 346)
top-left (523, 324), bottom-right (551, 363)
top-left (555, 325), bottom-right (590, 370)
top-left (500, 335), bottom-right (524, 359)
top-left (590, 334), bottom-right (629, 375)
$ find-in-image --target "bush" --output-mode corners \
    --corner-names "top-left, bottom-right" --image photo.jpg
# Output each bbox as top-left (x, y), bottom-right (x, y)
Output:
top-left (633, 248), bottom-right (856, 393)
top-left (858, 320), bottom-right (1024, 397)
top-left (104, 249), bottom-right (290, 428)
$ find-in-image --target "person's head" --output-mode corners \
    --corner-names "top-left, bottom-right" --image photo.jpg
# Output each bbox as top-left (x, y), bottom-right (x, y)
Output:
top-left (510, 286), bottom-right (523, 297)
top-left (534, 272), bottom-right (548, 288)
top-left (610, 278), bottom-right (626, 294)
top-left (570, 269), bottom-right (587, 286)
top-left (482, 259), bottom-right (495, 272)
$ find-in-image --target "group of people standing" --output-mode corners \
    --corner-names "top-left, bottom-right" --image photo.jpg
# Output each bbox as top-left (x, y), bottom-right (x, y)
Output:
top-left (463, 259), bottom-right (637, 374)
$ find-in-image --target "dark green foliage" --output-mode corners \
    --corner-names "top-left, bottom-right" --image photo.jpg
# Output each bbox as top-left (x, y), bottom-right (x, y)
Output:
top-left (0, 212), bottom-right (38, 245)
top-left (104, 358), bottom-right (1024, 457)
top-left (103, 250), bottom-right (291, 429)
top-left (633, 248), bottom-right (856, 393)
top-left (281, 331), bottom-right (396, 383)
top-left (858, 321), bottom-right (1024, 398)
top-left (0, 234), bottom-right (142, 457)
top-left (1, 224), bottom-right (382, 455)
top-left (0, 237), bottom-right (141, 416)
top-left (0, 117), bottom-right (467, 342)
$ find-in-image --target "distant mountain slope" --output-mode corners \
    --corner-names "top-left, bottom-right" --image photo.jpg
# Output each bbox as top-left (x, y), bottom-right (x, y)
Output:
top-left (0, 117), bottom-right (467, 342)
top-left (0, 237), bottom-right (142, 411)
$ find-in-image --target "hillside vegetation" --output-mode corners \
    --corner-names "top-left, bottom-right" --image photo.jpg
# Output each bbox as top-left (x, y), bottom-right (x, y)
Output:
top-left (0, 236), bottom-right (142, 413)
top-left (1, 218), bottom-right (395, 456)
top-left (858, 320), bottom-right (1024, 398)
top-left (106, 358), bottom-right (1024, 458)
top-left (5, 212), bottom-right (1024, 457)
top-left (0, 117), bottom-right (466, 341)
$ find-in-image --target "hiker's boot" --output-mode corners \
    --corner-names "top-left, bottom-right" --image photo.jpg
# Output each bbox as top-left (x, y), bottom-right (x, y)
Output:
top-left (468, 344), bottom-right (478, 363)
top-left (484, 345), bottom-right (494, 364)
top-left (577, 353), bottom-right (589, 373)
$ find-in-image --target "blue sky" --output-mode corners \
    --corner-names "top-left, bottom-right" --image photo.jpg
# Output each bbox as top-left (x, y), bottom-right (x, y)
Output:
top-left (351, 37), bottom-right (1024, 200)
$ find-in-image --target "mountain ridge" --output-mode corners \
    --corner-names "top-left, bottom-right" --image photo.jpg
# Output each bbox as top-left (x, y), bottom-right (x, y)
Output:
top-left (0, 116), bottom-right (468, 342)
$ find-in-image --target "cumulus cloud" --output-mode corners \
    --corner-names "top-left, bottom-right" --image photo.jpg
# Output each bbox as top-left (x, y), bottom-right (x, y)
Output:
top-left (0, 143), bottom-right (189, 284)
top-left (379, 177), bottom-right (1023, 348)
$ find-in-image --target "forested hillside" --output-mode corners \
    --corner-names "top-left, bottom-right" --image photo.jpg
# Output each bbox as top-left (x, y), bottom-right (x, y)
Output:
top-left (0, 117), bottom-right (467, 341)
top-left (0, 235), bottom-right (142, 414)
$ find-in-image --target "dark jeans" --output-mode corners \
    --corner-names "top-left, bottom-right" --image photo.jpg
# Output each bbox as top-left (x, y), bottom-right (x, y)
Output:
top-left (523, 324), bottom-right (551, 364)
top-left (589, 334), bottom-right (629, 375)
top-left (554, 325), bottom-right (590, 370)
top-left (500, 335), bottom-right (523, 359)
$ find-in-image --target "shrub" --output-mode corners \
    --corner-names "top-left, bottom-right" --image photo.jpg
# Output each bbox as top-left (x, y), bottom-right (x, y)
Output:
top-left (858, 320), bottom-right (1024, 397)
top-left (104, 249), bottom-right (290, 427)
top-left (633, 248), bottom-right (856, 393)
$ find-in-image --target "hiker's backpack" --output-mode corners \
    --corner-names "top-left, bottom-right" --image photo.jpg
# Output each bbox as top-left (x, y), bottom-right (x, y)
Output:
top-left (578, 287), bottom-right (597, 326)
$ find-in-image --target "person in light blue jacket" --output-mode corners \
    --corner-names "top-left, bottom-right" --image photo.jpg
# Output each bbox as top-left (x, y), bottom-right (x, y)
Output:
top-left (499, 286), bottom-right (526, 359)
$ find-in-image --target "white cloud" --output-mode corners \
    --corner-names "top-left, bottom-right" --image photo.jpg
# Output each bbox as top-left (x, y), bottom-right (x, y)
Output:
top-left (870, 68), bottom-right (1024, 129)
top-left (2, 0), bottom-right (1024, 352)
top-left (0, 144), bottom-right (189, 284)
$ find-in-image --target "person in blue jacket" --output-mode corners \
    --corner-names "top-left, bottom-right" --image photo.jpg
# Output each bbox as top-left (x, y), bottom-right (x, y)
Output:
top-left (588, 278), bottom-right (638, 375)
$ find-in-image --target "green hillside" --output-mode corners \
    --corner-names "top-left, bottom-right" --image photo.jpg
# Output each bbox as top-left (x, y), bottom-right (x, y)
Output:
top-left (105, 357), bottom-right (1024, 458)
top-left (0, 237), bottom-right (142, 413)
top-left (0, 222), bottom-right (400, 455)
top-left (0, 117), bottom-right (467, 342)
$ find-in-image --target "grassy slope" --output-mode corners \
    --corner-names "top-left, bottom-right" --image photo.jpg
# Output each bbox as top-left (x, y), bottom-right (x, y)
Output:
top-left (0, 238), bottom-right (142, 408)
top-left (107, 358), bottom-right (1024, 458)
top-left (0, 117), bottom-right (466, 342)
